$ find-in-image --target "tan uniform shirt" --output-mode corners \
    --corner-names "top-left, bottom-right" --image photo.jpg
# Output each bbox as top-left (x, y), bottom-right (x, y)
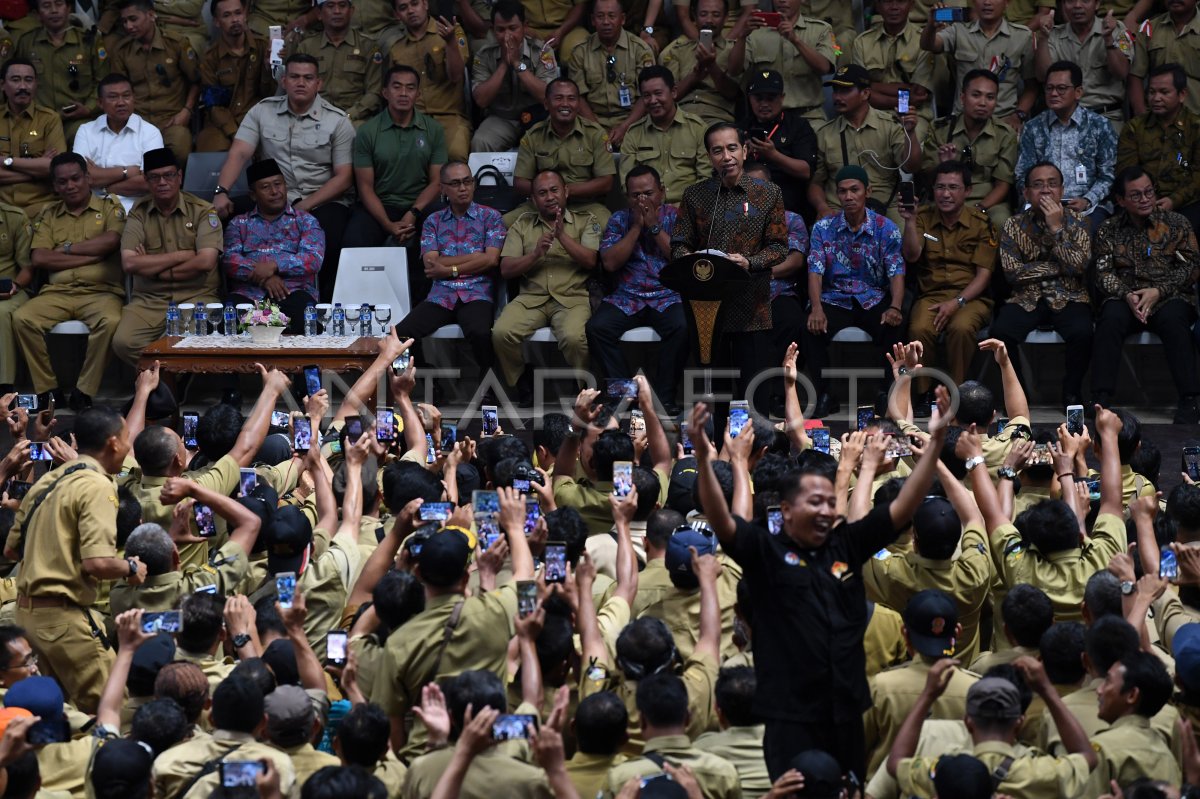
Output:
top-left (911, 204), bottom-right (998, 298)
top-left (387, 17), bottom-right (470, 118)
top-left (937, 19), bottom-right (1036, 118)
top-left (31, 194), bottom-right (125, 295)
top-left (514, 116), bottom-right (616, 191)
top-left (898, 739), bottom-right (1091, 799)
top-left (0, 101), bottom-right (66, 212)
top-left (121, 191), bottom-right (224, 298)
top-left (198, 34), bottom-right (274, 137)
top-left (108, 540), bottom-right (250, 616)
top-left (850, 22), bottom-right (934, 119)
top-left (692, 725), bottom-right (770, 796)
top-left (631, 557), bottom-right (743, 661)
top-left (108, 28), bottom-right (200, 122)
top-left (618, 108), bottom-right (709, 204)
top-left (565, 30), bottom-right (656, 125)
top-left (500, 208), bottom-right (601, 306)
top-left (1044, 19), bottom-right (1132, 114)
top-left (7, 455), bottom-right (116, 606)
top-left (1086, 713), bottom-right (1182, 796)
top-left (153, 729), bottom-right (297, 799)
top-left (1132, 11), bottom-right (1200, 115)
top-left (401, 746), bottom-right (553, 799)
top-left (291, 29), bottom-right (383, 122)
top-left (812, 108), bottom-right (909, 209)
top-left (470, 35), bottom-right (558, 120)
top-left (743, 15), bottom-right (837, 114)
top-left (602, 734), bottom-right (741, 799)
top-left (17, 25), bottom-right (109, 117)
top-left (923, 116), bottom-right (1018, 207)
top-left (0, 201), bottom-right (31, 281)
top-left (659, 35), bottom-right (735, 124)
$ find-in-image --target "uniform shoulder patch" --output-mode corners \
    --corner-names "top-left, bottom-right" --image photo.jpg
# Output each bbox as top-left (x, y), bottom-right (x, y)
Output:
top-left (186, 47), bottom-right (197, 60)
top-left (207, 210), bottom-right (220, 229)
top-left (97, 46), bottom-right (107, 61)
top-left (372, 49), bottom-right (383, 63)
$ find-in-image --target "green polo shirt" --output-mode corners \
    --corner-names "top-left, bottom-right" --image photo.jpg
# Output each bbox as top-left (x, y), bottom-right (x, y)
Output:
top-left (352, 108), bottom-right (449, 208)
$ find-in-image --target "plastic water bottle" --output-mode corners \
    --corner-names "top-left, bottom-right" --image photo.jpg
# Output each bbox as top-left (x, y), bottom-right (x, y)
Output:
top-left (332, 303), bottom-right (346, 336)
top-left (223, 303), bottom-right (237, 336)
top-left (193, 308), bottom-right (207, 336)
top-left (359, 303), bottom-right (373, 336)
top-left (165, 301), bottom-right (179, 336)
top-left (303, 304), bottom-right (319, 336)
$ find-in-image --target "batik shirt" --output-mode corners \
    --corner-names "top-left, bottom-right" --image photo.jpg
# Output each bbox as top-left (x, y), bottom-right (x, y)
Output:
top-left (223, 204), bottom-right (323, 300)
top-left (420, 202), bottom-right (507, 310)
top-left (1015, 105), bottom-right (1118, 211)
top-left (770, 210), bottom-right (809, 302)
top-left (1094, 209), bottom-right (1199, 315)
top-left (600, 204), bottom-right (681, 315)
top-left (999, 207), bottom-right (1092, 312)
top-left (807, 208), bottom-right (904, 310)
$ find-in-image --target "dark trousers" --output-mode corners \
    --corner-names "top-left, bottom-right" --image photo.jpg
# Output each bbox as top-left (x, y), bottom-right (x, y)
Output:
top-left (312, 202), bottom-right (351, 303)
top-left (764, 717), bottom-right (866, 786)
top-left (764, 294), bottom-right (805, 409)
top-left (343, 204), bottom-right (426, 303)
top-left (1180, 202), bottom-right (1200, 235)
top-left (227, 291), bottom-right (315, 335)
top-left (1092, 297), bottom-right (1198, 397)
top-left (990, 299), bottom-right (1093, 401)
top-left (393, 299), bottom-right (496, 376)
top-left (585, 301), bottom-right (688, 405)
top-left (801, 302), bottom-right (903, 396)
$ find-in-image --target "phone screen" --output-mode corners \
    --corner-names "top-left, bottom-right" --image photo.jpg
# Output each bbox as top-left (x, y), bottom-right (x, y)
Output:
top-left (524, 499), bottom-right (539, 536)
top-left (1161, 547), bottom-right (1180, 580)
top-left (376, 408), bottom-right (396, 442)
top-left (276, 572), bottom-right (297, 609)
top-left (392, 351), bottom-right (411, 374)
top-left (344, 416), bottom-right (364, 441)
top-left (729, 402), bottom-right (749, 438)
top-left (28, 443), bottom-right (51, 461)
top-left (767, 506), bottom-right (783, 535)
top-left (897, 89), bottom-right (910, 114)
top-left (221, 760), bottom-right (264, 797)
top-left (441, 423), bottom-right (457, 450)
top-left (544, 543), bottom-right (567, 583)
top-left (492, 714), bottom-right (537, 741)
top-left (996, 416), bottom-right (1009, 435)
top-left (419, 501), bottom-right (454, 522)
top-left (270, 410), bottom-right (289, 429)
top-left (1066, 405), bottom-right (1084, 436)
top-left (303, 366), bottom-right (321, 397)
top-left (517, 580), bottom-right (538, 617)
top-left (141, 610), bottom-right (183, 634)
top-left (899, 180), bottom-right (916, 206)
top-left (293, 417), bottom-right (312, 452)
top-left (681, 425), bottom-right (693, 455)
top-left (612, 461), bottom-right (633, 497)
top-left (193, 503), bottom-right (217, 538)
top-left (183, 412), bottom-right (199, 449)
top-left (16, 394), bottom-right (36, 411)
top-left (857, 406), bottom-right (876, 431)
top-left (238, 468), bottom-right (257, 498)
top-left (699, 28), bottom-right (713, 47)
top-left (606, 378), bottom-right (638, 399)
top-left (326, 631), bottom-right (348, 664)
top-left (811, 428), bottom-right (830, 454)
top-left (933, 6), bottom-right (963, 21)
top-left (482, 405), bottom-right (499, 436)
top-left (1185, 447), bottom-right (1200, 481)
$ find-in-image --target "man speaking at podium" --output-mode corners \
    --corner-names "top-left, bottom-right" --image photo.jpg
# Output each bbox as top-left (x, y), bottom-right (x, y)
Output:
top-left (671, 122), bottom-right (789, 401)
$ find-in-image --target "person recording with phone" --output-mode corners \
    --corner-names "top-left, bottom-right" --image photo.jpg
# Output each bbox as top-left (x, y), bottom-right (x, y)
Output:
top-left (741, 70), bottom-right (817, 215)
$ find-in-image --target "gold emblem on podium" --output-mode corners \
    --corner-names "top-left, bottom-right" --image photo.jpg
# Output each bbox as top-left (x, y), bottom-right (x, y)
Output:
top-left (693, 259), bottom-right (714, 282)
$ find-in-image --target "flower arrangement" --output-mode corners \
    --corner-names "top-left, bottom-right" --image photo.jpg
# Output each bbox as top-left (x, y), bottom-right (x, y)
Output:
top-left (242, 300), bottom-right (289, 328)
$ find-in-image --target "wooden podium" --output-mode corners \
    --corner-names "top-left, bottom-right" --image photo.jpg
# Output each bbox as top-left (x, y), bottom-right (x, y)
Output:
top-left (660, 252), bottom-right (749, 366)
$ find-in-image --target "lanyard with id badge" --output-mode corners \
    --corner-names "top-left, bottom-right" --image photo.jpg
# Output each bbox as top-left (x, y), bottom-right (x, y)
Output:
top-left (607, 55), bottom-right (633, 108)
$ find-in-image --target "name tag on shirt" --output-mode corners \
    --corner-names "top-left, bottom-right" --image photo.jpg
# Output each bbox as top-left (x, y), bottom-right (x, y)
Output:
top-left (1076, 164), bottom-right (1087, 183)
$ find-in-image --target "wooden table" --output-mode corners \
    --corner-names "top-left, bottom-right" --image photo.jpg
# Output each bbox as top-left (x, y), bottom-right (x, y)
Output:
top-left (138, 336), bottom-right (381, 375)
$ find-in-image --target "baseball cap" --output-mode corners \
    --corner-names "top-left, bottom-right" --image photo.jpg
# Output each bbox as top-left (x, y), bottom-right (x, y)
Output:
top-left (932, 754), bottom-right (994, 799)
top-left (966, 677), bottom-right (1022, 720)
top-left (5, 676), bottom-right (67, 744)
top-left (666, 458), bottom-right (698, 515)
top-left (121, 383), bottom-right (178, 421)
top-left (128, 632), bottom-right (177, 696)
top-left (1174, 623), bottom-right (1200, 692)
top-left (788, 749), bottom-right (843, 798)
top-left (91, 738), bottom-right (154, 797)
top-left (824, 63), bottom-right (871, 88)
top-left (903, 589), bottom-right (959, 658)
top-left (912, 497), bottom-right (962, 551)
top-left (265, 505), bottom-right (314, 574)
top-left (664, 527), bottom-right (717, 589)
top-left (265, 684), bottom-right (315, 746)
top-left (747, 69), bottom-right (784, 95)
top-left (417, 528), bottom-right (473, 587)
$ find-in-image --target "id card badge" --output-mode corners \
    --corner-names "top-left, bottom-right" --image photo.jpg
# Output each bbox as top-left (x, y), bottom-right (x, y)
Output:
top-left (1075, 164), bottom-right (1087, 184)
top-left (618, 83), bottom-right (633, 108)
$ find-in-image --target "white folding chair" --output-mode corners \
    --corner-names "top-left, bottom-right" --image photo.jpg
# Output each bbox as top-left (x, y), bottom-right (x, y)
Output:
top-left (332, 247), bottom-right (411, 318)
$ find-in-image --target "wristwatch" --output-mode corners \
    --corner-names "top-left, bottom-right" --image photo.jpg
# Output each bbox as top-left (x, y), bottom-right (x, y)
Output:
top-left (3, 157), bottom-right (12, 168)
top-left (517, 61), bottom-right (528, 72)
top-left (964, 455), bottom-right (986, 472)
top-left (1120, 580), bottom-right (1136, 596)
top-left (62, 241), bottom-right (72, 254)
top-left (647, 223), bottom-right (661, 235)
top-left (450, 265), bottom-right (459, 279)
top-left (643, 25), bottom-right (654, 34)
top-left (955, 295), bottom-right (966, 308)
top-left (213, 184), bottom-right (229, 196)
top-left (121, 166), bottom-right (129, 180)
top-left (126, 557), bottom-right (138, 577)
top-left (997, 465), bottom-right (1017, 480)
top-left (231, 632), bottom-right (252, 649)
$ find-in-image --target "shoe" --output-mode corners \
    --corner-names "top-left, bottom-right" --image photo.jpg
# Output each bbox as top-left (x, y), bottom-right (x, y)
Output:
top-left (812, 393), bottom-right (839, 419)
top-left (515, 371), bottom-right (535, 408)
top-left (1176, 397), bottom-right (1200, 424)
top-left (221, 389), bottom-right (242, 408)
top-left (36, 389), bottom-right (64, 410)
top-left (68, 390), bottom-right (92, 411)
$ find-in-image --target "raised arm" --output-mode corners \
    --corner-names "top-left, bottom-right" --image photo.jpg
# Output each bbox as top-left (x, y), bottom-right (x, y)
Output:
top-left (228, 365), bottom-right (292, 466)
top-left (98, 610), bottom-right (154, 731)
top-left (553, 389), bottom-right (601, 488)
top-left (979, 339), bottom-right (1029, 421)
top-left (609, 488), bottom-right (640, 607)
top-left (163, 476), bottom-right (262, 555)
top-left (690, 403), bottom-right (735, 546)
top-left (575, 554), bottom-right (608, 667)
top-left (125, 361), bottom-right (160, 441)
top-left (781, 342), bottom-right (811, 452)
top-left (348, 500), bottom-right (420, 609)
top-left (1014, 656), bottom-right (1098, 770)
top-left (499, 486), bottom-right (535, 580)
top-left (280, 590), bottom-right (327, 691)
top-left (887, 657), bottom-right (957, 776)
top-left (724, 425), bottom-right (755, 520)
top-left (940, 456), bottom-right (985, 529)
top-left (636, 375), bottom-right (671, 473)
top-left (888, 388), bottom-right (950, 527)
top-left (960, 426), bottom-right (1008, 534)
top-left (1095, 406), bottom-right (1124, 518)
top-left (692, 549), bottom-right (721, 664)
top-left (304, 444), bottom-right (339, 536)
top-left (514, 608), bottom-right (546, 711)
top-left (850, 434), bottom-right (887, 522)
top-left (334, 330), bottom-right (408, 423)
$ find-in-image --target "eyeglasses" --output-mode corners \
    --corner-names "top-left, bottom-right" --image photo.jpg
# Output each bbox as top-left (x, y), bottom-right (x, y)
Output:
top-left (155, 63), bottom-right (172, 88)
top-left (1029, 179), bottom-right (1062, 190)
top-left (442, 177), bottom-right (475, 188)
top-left (3, 654), bottom-right (37, 671)
top-left (933, 182), bottom-right (965, 192)
top-left (606, 54), bottom-right (617, 84)
top-left (67, 63), bottom-right (79, 91)
top-left (146, 170), bottom-right (179, 183)
top-left (1045, 83), bottom-right (1075, 95)
top-left (1125, 187), bottom-right (1156, 201)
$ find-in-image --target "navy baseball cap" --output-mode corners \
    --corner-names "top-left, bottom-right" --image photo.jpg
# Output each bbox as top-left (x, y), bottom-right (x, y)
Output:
top-left (903, 589), bottom-right (959, 658)
top-left (265, 505), bottom-right (313, 574)
top-left (665, 527), bottom-right (717, 589)
top-left (5, 676), bottom-right (68, 744)
top-left (1174, 622), bottom-right (1200, 692)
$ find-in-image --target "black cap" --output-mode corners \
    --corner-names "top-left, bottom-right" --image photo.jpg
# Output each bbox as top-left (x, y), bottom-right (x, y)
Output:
top-left (417, 528), bottom-right (473, 587)
top-left (128, 632), bottom-right (176, 694)
top-left (788, 750), bottom-right (843, 798)
top-left (91, 739), bottom-right (154, 797)
top-left (121, 382), bottom-right (178, 421)
top-left (247, 158), bottom-right (284, 186)
top-left (255, 433), bottom-right (293, 467)
top-left (912, 496), bottom-right (962, 547)
top-left (824, 64), bottom-right (871, 88)
top-left (666, 458), bottom-right (698, 515)
top-left (932, 754), bottom-right (994, 799)
top-left (265, 505), bottom-right (313, 574)
top-left (902, 589), bottom-right (958, 658)
top-left (747, 69), bottom-right (784, 95)
top-left (143, 147), bottom-right (178, 172)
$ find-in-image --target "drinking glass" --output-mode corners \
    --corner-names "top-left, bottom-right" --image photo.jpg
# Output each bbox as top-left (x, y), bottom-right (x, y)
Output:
top-left (205, 303), bottom-right (224, 337)
top-left (315, 303), bottom-right (332, 334)
top-left (374, 304), bottom-right (392, 333)
top-left (178, 303), bottom-right (195, 336)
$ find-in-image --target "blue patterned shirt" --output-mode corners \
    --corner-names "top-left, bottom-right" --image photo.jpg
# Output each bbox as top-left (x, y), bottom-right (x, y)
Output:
top-left (600, 204), bottom-right (681, 315)
top-left (223, 204), bottom-right (324, 301)
top-left (419, 202), bottom-right (507, 310)
top-left (771, 210), bottom-right (809, 301)
top-left (807, 209), bottom-right (904, 310)
top-left (1015, 105), bottom-right (1118, 211)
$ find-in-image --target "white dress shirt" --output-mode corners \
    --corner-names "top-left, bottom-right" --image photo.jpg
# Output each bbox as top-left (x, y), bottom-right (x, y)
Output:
top-left (72, 113), bottom-right (164, 212)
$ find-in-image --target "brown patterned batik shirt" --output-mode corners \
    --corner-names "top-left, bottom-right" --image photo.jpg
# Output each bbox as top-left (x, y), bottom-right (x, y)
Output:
top-left (999, 207), bottom-right (1092, 312)
top-left (1094, 209), bottom-right (1199, 315)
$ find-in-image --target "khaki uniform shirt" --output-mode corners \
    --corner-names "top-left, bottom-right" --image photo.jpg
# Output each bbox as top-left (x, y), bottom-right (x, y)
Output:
top-left (522, 0), bottom-right (584, 33)
top-left (37, 732), bottom-right (109, 799)
top-left (500, 208), bottom-right (601, 306)
top-left (154, 729), bottom-right (297, 799)
top-left (631, 557), bottom-right (743, 661)
top-left (31, 194), bottom-right (125, 296)
top-left (850, 22), bottom-right (935, 119)
top-left (863, 659), bottom-right (979, 776)
top-left (938, 20), bottom-right (1035, 118)
top-left (969, 642), bottom-right (1036, 674)
top-left (470, 36), bottom-right (557, 120)
top-left (980, 414), bottom-right (1031, 473)
top-left (174, 647), bottom-right (236, 697)
top-left (923, 115), bottom-right (1018, 206)
top-left (991, 511), bottom-right (1126, 620)
top-left (659, 35), bottom-right (735, 124)
top-left (864, 524), bottom-right (993, 663)
top-left (270, 742), bottom-right (340, 788)
top-left (602, 734), bottom-right (741, 799)
top-left (567, 752), bottom-right (624, 799)
top-left (291, 29), bottom-right (383, 122)
top-left (565, 30), bottom-right (656, 125)
top-left (865, 601), bottom-right (909, 677)
top-left (374, 752), bottom-right (407, 798)
top-left (743, 16), bottom-right (836, 114)
top-left (1044, 19), bottom-right (1131, 114)
top-left (235, 95), bottom-right (356, 204)
top-left (1132, 11), bottom-right (1200, 115)
top-left (1040, 676), bottom-right (1182, 756)
top-left (7, 454), bottom-right (117, 606)
top-left (17, 26), bottom-right (108, 117)
top-left (864, 718), bottom-right (970, 799)
top-left (1086, 714), bottom-right (1182, 796)
top-left (121, 192), bottom-right (224, 298)
top-left (618, 109), bottom-right (709, 204)
top-left (0, 201), bottom-right (29, 281)
top-left (369, 586), bottom-right (518, 759)
top-left (109, 28), bottom-right (200, 121)
top-left (108, 540), bottom-right (251, 616)
top-left (0, 101), bottom-right (66, 212)
top-left (387, 17), bottom-right (470, 119)
top-left (199, 35), bottom-right (274, 137)
top-left (514, 116), bottom-right (616, 191)
top-left (911, 204), bottom-right (998, 299)
top-left (812, 108), bottom-right (909, 209)
top-left (401, 746), bottom-right (552, 799)
top-left (1117, 108), bottom-right (1200, 210)
top-left (898, 739), bottom-right (1090, 799)
top-left (692, 725), bottom-right (770, 796)
top-left (297, 527), bottom-right (361, 660)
